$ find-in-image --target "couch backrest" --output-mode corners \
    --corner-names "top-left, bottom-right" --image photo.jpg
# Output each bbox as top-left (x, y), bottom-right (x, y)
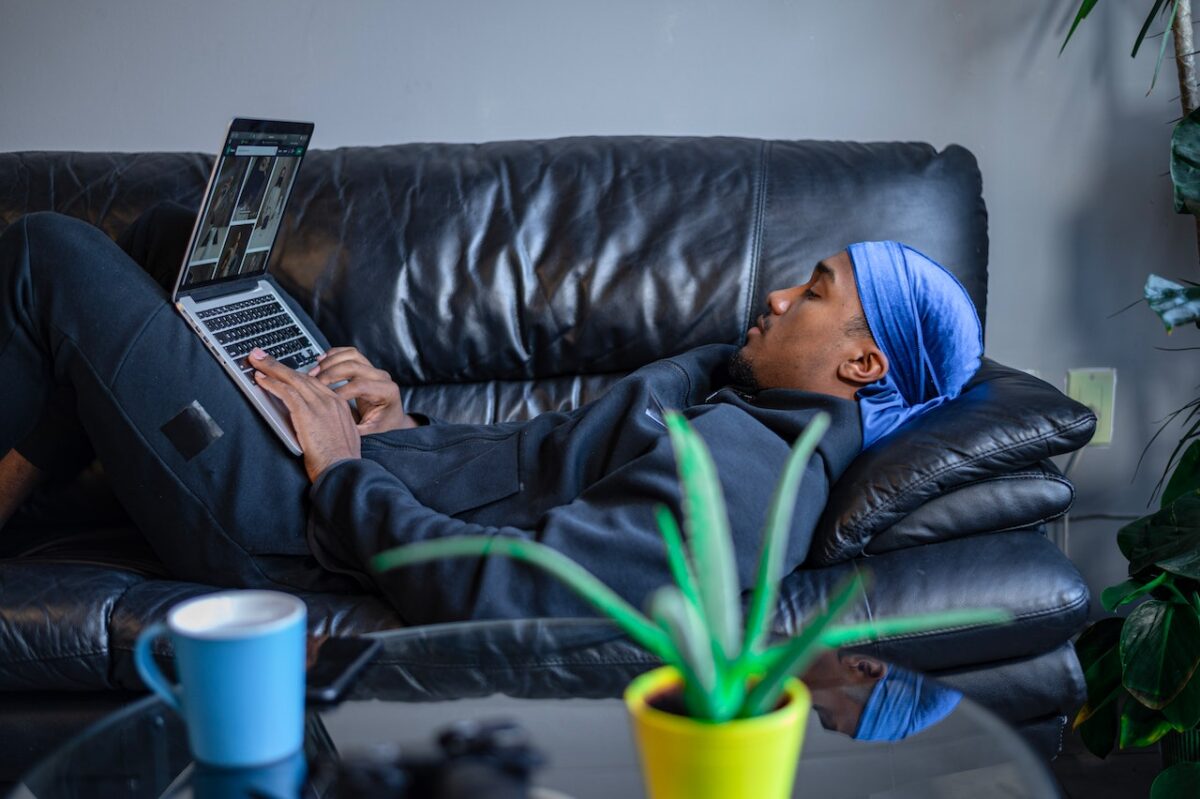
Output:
top-left (0, 137), bottom-right (987, 423)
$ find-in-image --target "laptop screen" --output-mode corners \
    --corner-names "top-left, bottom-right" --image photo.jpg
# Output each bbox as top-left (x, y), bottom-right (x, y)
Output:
top-left (178, 118), bottom-right (313, 293)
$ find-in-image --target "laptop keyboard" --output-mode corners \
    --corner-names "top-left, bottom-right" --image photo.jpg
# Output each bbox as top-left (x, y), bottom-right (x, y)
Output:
top-left (198, 296), bottom-right (317, 374)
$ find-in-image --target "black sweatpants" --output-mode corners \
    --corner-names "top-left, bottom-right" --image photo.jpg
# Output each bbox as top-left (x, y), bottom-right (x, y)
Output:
top-left (0, 205), bottom-right (354, 593)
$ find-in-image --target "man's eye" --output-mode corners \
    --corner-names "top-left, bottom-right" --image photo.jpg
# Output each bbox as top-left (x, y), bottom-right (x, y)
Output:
top-left (804, 289), bottom-right (818, 299)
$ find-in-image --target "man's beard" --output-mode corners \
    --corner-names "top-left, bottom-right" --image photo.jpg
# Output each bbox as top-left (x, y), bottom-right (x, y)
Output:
top-left (727, 349), bottom-right (762, 392)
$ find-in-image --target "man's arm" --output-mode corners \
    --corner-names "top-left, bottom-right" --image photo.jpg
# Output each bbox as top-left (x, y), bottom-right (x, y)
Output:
top-left (305, 455), bottom-right (684, 623)
top-left (305, 403), bottom-right (840, 626)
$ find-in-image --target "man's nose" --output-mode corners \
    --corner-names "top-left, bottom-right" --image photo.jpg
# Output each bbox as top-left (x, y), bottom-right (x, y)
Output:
top-left (766, 286), bottom-right (802, 315)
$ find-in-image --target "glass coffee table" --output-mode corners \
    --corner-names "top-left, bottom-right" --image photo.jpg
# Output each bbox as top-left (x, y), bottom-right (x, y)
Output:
top-left (9, 618), bottom-right (1059, 798)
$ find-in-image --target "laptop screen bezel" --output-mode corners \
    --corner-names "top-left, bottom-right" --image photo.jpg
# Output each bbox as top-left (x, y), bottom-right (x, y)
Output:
top-left (171, 117), bottom-right (315, 303)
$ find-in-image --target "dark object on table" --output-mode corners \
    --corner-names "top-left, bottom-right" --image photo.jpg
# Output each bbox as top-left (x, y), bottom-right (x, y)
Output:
top-left (321, 719), bottom-right (542, 799)
top-left (0, 139), bottom-right (1091, 773)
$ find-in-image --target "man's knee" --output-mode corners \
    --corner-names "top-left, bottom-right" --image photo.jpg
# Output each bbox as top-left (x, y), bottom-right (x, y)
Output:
top-left (11, 211), bottom-right (103, 246)
top-left (3, 211), bottom-right (164, 301)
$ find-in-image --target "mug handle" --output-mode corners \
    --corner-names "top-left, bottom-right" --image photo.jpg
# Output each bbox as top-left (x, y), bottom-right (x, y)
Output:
top-left (134, 622), bottom-right (182, 713)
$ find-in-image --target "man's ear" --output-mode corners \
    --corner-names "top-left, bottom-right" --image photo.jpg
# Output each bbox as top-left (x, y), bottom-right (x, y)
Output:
top-left (844, 654), bottom-right (888, 681)
top-left (838, 345), bottom-right (889, 387)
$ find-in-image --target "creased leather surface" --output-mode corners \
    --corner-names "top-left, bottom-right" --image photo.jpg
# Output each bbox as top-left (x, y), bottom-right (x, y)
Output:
top-left (106, 578), bottom-right (402, 691)
top-left (933, 641), bottom-right (1086, 722)
top-left (0, 561), bottom-right (141, 690)
top-left (810, 360), bottom-right (1096, 566)
top-left (866, 459), bottom-right (1075, 554)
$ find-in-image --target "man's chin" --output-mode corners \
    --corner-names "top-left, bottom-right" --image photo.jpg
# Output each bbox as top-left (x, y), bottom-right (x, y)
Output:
top-left (728, 349), bottom-right (762, 392)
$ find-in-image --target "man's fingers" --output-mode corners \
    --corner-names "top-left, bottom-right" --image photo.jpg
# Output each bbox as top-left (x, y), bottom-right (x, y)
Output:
top-left (308, 360), bottom-right (366, 380)
top-left (253, 371), bottom-right (301, 409)
top-left (315, 347), bottom-right (367, 369)
top-left (332, 379), bottom-right (393, 400)
top-left (252, 348), bottom-right (334, 399)
top-left (317, 346), bottom-right (358, 360)
top-left (310, 350), bottom-right (374, 376)
top-left (311, 361), bottom-right (388, 385)
top-left (249, 348), bottom-right (300, 383)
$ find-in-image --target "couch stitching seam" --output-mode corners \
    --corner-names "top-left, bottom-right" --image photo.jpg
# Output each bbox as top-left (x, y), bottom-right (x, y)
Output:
top-left (741, 140), bottom-right (769, 335)
top-left (0, 649), bottom-right (111, 666)
top-left (870, 590), bottom-right (1088, 644)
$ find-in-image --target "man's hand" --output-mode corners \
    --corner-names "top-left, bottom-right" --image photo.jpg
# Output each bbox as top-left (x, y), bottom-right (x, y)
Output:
top-left (306, 346), bottom-right (418, 435)
top-left (250, 347), bottom-right (361, 483)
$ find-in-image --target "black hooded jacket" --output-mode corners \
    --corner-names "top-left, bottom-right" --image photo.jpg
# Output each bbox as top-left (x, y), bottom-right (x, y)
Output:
top-left (307, 343), bottom-right (862, 624)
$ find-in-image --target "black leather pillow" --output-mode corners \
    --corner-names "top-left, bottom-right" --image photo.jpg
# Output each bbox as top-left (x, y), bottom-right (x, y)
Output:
top-left (864, 459), bottom-right (1074, 554)
top-left (807, 359), bottom-right (1096, 566)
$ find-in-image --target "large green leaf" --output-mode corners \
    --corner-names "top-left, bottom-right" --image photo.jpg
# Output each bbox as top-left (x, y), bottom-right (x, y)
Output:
top-left (1120, 599), bottom-right (1200, 709)
top-left (1164, 440), bottom-right (1200, 509)
top-left (1120, 697), bottom-right (1175, 747)
top-left (1163, 659), bottom-right (1200, 729)
top-left (1174, 107), bottom-right (1200, 216)
top-left (664, 412), bottom-right (742, 661)
top-left (1152, 762), bottom-right (1200, 799)
top-left (1102, 573), bottom-right (1168, 613)
top-left (1119, 492), bottom-right (1200, 579)
top-left (1078, 690), bottom-right (1120, 759)
top-left (1077, 616), bottom-right (1124, 671)
top-left (1145, 274), bottom-right (1200, 332)
top-left (1074, 617), bottom-right (1129, 759)
top-left (742, 412), bottom-right (829, 658)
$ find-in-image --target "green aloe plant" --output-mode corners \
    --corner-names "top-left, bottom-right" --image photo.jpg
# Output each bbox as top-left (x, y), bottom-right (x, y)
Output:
top-left (373, 411), bottom-right (1008, 722)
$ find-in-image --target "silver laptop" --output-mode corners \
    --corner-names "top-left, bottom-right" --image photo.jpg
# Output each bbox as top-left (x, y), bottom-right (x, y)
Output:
top-left (170, 118), bottom-right (322, 456)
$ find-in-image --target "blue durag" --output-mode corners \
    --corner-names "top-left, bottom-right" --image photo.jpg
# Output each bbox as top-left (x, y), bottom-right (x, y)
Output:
top-left (847, 242), bottom-right (983, 450)
top-left (854, 667), bottom-right (963, 742)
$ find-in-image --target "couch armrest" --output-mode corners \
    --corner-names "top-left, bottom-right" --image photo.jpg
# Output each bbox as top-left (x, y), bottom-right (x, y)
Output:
top-left (865, 459), bottom-right (1074, 554)
top-left (808, 359), bottom-right (1095, 566)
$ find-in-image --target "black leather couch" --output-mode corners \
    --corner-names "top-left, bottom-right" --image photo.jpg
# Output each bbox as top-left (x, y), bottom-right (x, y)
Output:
top-left (0, 137), bottom-right (1094, 774)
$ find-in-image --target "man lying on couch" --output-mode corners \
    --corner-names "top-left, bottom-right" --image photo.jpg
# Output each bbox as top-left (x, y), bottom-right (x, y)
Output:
top-left (0, 206), bottom-right (982, 623)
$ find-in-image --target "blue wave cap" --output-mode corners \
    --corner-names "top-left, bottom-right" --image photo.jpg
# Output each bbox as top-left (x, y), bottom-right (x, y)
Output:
top-left (847, 242), bottom-right (983, 450)
top-left (854, 666), bottom-right (963, 741)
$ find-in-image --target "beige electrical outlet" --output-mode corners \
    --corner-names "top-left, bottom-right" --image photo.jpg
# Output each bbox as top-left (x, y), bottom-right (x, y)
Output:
top-left (1066, 368), bottom-right (1116, 446)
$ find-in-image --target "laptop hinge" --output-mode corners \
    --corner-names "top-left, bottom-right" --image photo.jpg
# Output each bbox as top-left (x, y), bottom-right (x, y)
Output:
top-left (180, 278), bottom-right (259, 305)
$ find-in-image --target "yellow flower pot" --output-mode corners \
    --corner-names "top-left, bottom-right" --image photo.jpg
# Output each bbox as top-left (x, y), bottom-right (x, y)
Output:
top-left (624, 666), bottom-right (810, 799)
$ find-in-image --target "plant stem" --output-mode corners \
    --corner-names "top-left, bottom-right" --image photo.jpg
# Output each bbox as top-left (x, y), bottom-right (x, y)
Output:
top-left (1172, 0), bottom-right (1200, 273)
top-left (1174, 0), bottom-right (1198, 116)
top-left (1164, 575), bottom-right (1192, 606)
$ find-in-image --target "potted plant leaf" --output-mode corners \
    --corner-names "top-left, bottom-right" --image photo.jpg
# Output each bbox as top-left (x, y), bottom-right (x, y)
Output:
top-left (373, 411), bottom-right (1009, 799)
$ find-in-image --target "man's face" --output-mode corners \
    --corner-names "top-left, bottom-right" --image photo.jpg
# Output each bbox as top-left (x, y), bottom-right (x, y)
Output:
top-left (730, 250), bottom-right (877, 396)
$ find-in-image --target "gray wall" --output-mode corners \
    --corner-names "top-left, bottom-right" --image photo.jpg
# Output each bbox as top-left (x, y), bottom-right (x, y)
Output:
top-left (3, 0), bottom-right (1198, 607)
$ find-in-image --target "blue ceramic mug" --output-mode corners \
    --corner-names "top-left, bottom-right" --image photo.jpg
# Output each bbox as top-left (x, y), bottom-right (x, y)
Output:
top-left (134, 590), bottom-right (307, 767)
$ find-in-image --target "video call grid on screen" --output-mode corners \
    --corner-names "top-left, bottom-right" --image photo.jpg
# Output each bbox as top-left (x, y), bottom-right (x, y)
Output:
top-left (182, 124), bottom-right (311, 291)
